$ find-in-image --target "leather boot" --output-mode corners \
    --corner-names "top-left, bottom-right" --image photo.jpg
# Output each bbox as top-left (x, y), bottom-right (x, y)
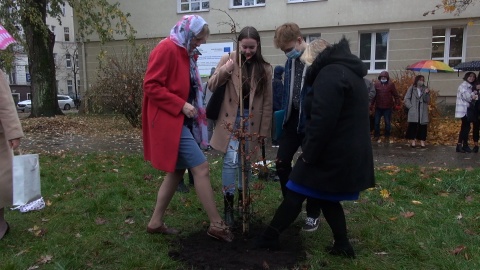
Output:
top-left (224, 193), bottom-right (234, 227)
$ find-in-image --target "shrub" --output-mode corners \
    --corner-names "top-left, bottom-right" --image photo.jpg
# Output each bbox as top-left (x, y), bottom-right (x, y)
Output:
top-left (87, 42), bottom-right (154, 128)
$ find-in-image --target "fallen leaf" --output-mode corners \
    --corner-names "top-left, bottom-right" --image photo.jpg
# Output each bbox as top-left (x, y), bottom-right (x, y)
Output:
top-left (464, 229), bottom-right (476, 235)
top-left (411, 200), bottom-right (422, 205)
top-left (456, 213), bottom-right (463, 220)
top-left (124, 218), bottom-right (135, 224)
top-left (401, 211), bottom-right (415, 218)
top-left (465, 196), bottom-right (473, 202)
top-left (374, 251), bottom-right (388, 255)
top-left (380, 189), bottom-right (390, 198)
top-left (46, 200), bottom-right (52, 206)
top-left (143, 174), bottom-right (153, 180)
top-left (450, 245), bottom-right (466, 255)
top-left (37, 254), bottom-right (53, 264)
top-left (15, 249), bottom-right (28, 256)
top-left (389, 217), bottom-right (398, 221)
top-left (95, 217), bottom-right (107, 225)
top-left (112, 168), bottom-right (119, 173)
top-left (27, 266), bottom-right (39, 270)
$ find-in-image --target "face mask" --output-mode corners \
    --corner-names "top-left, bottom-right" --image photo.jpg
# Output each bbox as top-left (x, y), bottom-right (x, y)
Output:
top-left (417, 81), bottom-right (424, 86)
top-left (285, 48), bottom-right (302, 59)
top-left (380, 79), bottom-right (387, 83)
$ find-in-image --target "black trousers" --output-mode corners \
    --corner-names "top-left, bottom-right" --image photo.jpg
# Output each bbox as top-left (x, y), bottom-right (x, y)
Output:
top-left (457, 116), bottom-right (479, 145)
top-left (405, 122), bottom-right (427, 141)
top-left (263, 189), bottom-right (348, 243)
top-left (275, 108), bottom-right (321, 218)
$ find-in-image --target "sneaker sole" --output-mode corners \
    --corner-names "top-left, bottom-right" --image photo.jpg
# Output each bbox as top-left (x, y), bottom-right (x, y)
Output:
top-left (302, 226), bottom-right (319, 232)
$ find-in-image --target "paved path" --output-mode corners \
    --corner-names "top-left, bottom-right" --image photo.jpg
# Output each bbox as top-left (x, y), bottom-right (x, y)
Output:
top-left (21, 133), bottom-right (477, 168)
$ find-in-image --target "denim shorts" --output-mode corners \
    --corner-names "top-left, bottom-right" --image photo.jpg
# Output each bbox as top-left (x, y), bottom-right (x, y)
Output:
top-left (175, 125), bottom-right (207, 170)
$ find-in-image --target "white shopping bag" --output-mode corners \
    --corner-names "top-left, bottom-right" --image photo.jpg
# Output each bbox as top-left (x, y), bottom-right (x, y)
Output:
top-left (12, 154), bottom-right (41, 206)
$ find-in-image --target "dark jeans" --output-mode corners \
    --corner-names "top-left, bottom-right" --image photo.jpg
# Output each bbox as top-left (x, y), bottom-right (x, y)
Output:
top-left (262, 189), bottom-right (347, 243)
top-left (374, 108), bottom-right (392, 138)
top-left (457, 116), bottom-right (478, 145)
top-left (275, 109), bottom-right (321, 219)
top-left (405, 122), bottom-right (427, 141)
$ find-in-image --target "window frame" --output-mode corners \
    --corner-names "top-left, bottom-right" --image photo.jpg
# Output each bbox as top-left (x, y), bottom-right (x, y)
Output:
top-left (359, 31), bottom-right (389, 74)
top-left (230, 0), bottom-right (266, 9)
top-left (431, 27), bottom-right (466, 68)
top-left (66, 54), bottom-right (72, 68)
top-left (177, 0), bottom-right (210, 13)
top-left (64, 27), bottom-right (70, 42)
top-left (67, 80), bottom-right (73, 95)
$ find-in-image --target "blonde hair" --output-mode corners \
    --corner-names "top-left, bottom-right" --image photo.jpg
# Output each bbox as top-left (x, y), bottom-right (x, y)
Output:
top-left (301, 38), bottom-right (331, 66)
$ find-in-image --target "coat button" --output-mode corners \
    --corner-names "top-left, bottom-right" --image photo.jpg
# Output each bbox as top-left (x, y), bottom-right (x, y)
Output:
top-left (229, 98), bottom-right (232, 102)
top-left (226, 113), bottom-right (228, 117)
top-left (251, 106), bottom-right (254, 110)
top-left (251, 122), bottom-right (254, 126)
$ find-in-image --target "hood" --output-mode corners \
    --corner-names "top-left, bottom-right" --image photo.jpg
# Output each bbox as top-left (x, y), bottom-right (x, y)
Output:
top-left (378, 71), bottom-right (390, 81)
top-left (274, 65), bottom-right (284, 79)
top-left (305, 37), bottom-right (367, 86)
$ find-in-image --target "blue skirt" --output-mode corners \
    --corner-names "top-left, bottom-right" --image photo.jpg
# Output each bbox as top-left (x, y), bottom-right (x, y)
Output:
top-left (176, 125), bottom-right (207, 170)
top-left (286, 180), bottom-right (359, 202)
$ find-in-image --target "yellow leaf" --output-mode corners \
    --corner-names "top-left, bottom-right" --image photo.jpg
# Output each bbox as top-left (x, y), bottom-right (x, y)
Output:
top-left (411, 200), bottom-right (422, 205)
top-left (380, 189), bottom-right (390, 198)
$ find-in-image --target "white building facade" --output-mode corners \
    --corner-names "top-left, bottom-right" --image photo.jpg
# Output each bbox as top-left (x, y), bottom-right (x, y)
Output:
top-left (79, 0), bottom-right (480, 104)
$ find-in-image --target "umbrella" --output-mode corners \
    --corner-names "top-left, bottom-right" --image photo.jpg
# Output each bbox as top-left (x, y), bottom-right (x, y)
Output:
top-left (454, 61), bottom-right (480, 71)
top-left (406, 60), bottom-right (455, 85)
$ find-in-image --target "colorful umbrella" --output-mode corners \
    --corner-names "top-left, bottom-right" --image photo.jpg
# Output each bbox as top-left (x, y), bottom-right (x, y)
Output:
top-left (454, 61), bottom-right (480, 71)
top-left (0, 24), bottom-right (16, 50)
top-left (406, 60), bottom-right (455, 85)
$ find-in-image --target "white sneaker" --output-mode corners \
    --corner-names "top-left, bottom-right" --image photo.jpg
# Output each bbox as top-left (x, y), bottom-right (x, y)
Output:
top-left (302, 217), bottom-right (320, 232)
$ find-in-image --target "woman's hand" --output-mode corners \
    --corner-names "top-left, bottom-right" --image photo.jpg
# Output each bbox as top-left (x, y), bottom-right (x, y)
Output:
top-left (224, 59), bottom-right (234, 73)
top-left (9, 138), bottom-right (21, 150)
top-left (182, 102), bottom-right (197, 118)
top-left (425, 88), bottom-right (430, 94)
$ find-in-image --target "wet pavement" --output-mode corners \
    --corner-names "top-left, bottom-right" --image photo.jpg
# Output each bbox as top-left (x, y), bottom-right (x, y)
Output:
top-left (20, 132), bottom-right (478, 169)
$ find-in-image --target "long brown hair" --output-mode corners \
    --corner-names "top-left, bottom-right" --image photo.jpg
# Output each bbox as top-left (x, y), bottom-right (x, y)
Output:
top-left (236, 26), bottom-right (270, 96)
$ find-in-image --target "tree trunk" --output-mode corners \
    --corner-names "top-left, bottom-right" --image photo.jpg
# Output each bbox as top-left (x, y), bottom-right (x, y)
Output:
top-left (21, 0), bottom-right (62, 117)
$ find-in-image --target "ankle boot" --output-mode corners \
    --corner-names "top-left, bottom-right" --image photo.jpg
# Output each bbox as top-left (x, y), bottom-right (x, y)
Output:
top-left (224, 193), bottom-right (234, 227)
top-left (326, 238), bottom-right (355, 258)
top-left (237, 189), bottom-right (243, 218)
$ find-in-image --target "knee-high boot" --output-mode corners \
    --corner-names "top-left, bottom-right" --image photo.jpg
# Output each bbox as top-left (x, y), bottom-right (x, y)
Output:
top-left (224, 193), bottom-right (234, 227)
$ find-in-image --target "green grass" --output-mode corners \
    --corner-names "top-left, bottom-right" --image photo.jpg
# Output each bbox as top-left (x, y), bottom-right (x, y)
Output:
top-left (1, 153), bottom-right (479, 269)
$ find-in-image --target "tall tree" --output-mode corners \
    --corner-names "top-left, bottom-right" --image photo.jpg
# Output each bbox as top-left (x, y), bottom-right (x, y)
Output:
top-left (0, 0), bottom-right (135, 117)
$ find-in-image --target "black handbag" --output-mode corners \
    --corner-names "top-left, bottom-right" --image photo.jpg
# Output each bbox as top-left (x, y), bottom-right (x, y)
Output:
top-left (206, 83), bottom-right (226, 120)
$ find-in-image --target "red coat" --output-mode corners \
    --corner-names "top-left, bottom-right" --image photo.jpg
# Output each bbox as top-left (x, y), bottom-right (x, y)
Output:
top-left (143, 38), bottom-right (190, 172)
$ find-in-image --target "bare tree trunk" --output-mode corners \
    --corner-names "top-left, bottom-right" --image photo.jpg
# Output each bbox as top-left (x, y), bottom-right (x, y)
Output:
top-left (22, 0), bottom-right (62, 117)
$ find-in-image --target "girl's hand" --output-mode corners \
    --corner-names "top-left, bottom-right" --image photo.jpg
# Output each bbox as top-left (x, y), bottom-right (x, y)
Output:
top-left (224, 59), bottom-right (234, 73)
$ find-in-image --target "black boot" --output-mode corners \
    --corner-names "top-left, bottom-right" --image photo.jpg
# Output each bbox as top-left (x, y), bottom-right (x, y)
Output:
top-left (224, 193), bottom-right (234, 227)
top-left (325, 238), bottom-right (355, 258)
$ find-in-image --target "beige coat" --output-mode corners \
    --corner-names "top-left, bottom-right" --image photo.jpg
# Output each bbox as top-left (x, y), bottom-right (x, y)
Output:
top-left (0, 71), bottom-right (24, 208)
top-left (208, 51), bottom-right (272, 162)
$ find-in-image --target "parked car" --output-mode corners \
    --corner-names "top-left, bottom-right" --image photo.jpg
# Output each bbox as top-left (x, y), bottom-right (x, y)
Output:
top-left (57, 95), bottom-right (74, 110)
top-left (17, 100), bottom-right (31, 112)
top-left (16, 95), bottom-right (75, 112)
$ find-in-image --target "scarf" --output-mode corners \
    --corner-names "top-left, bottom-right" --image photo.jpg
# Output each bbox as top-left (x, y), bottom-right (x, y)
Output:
top-left (169, 15), bottom-right (209, 149)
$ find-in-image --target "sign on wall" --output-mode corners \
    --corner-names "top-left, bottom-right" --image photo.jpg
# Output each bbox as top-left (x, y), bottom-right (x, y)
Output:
top-left (197, 42), bottom-right (234, 77)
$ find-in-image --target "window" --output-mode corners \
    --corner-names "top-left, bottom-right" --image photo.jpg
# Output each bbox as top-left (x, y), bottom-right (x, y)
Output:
top-left (359, 31), bottom-right (389, 72)
top-left (64, 27), bottom-right (70, 41)
top-left (304, 34), bottom-right (321, 43)
top-left (232, 0), bottom-right (265, 8)
top-left (27, 93), bottom-right (32, 100)
top-left (67, 80), bottom-right (73, 96)
top-left (178, 0), bottom-right (209, 12)
top-left (62, 3), bottom-right (66, 16)
top-left (432, 27), bottom-right (464, 68)
top-left (66, 54), bottom-right (72, 68)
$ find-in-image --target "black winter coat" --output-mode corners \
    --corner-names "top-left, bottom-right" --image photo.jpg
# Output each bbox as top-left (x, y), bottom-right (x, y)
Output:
top-left (290, 37), bottom-right (375, 193)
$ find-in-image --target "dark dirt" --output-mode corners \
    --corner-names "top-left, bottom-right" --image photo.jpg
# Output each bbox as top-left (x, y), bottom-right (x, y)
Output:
top-left (169, 221), bottom-right (306, 270)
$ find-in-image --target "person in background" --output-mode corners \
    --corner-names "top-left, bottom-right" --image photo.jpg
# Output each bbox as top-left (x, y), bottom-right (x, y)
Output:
top-left (257, 37), bottom-right (375, 258)
top-left (371, 71), bottom-right (401, 143)
top-left (364, 77), bottom-right (376, 133)
top-left (203, 67), bottom-right (216, 146)
top-left (272, 22), bottom-right (322, 232)
top-left (455, 72), bottom-right (478, 153)
top-left (208, 26), bottom-right (272, 227)
top-left (0, 70), bottom-right (24, 240)
top-left (143, 15), bottom-right (233, 242)
top-left (272, 65), bottom-right (284, 146)
top-left (404, 75), bottom-right (430, 148)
